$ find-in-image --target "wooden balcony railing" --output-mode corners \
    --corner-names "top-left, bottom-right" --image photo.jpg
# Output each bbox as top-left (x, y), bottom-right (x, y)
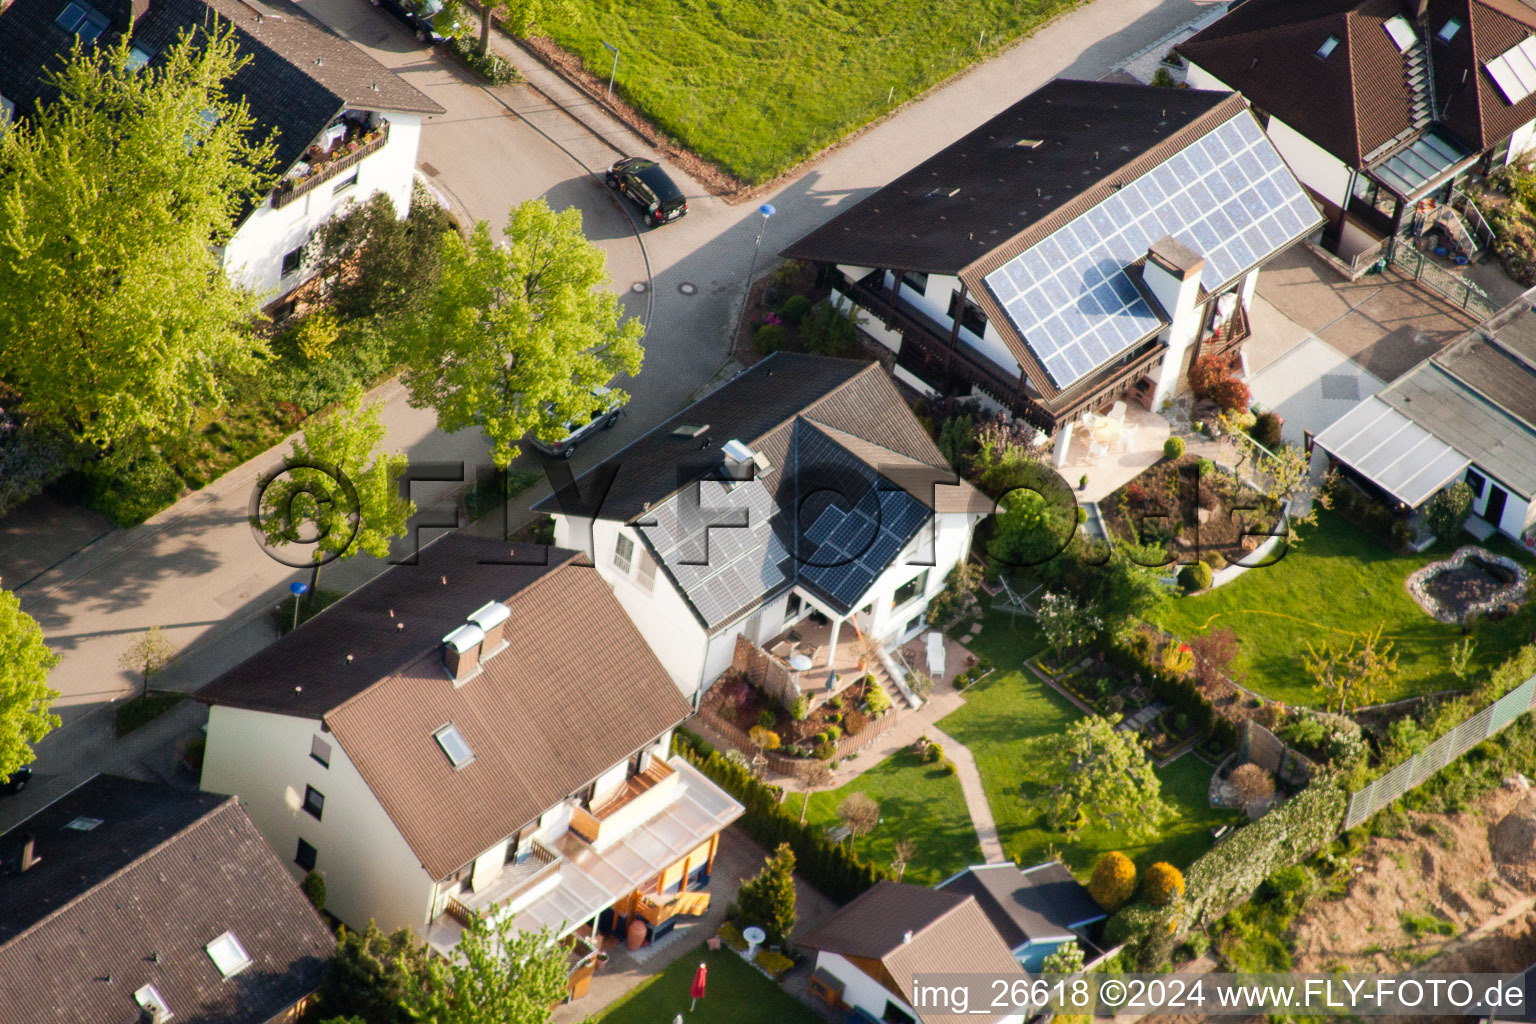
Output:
top-left (569, 806), bottom-right (602, 844)
top-left (271, 122), bottom-right (390, 210)
top-left (440, 838), bottom-right (561, 927)
top-left (1200, 299), bottom-right (1251, 357)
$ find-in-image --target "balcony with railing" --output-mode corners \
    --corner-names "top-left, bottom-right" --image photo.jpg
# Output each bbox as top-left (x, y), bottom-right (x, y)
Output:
top-left (441, 837), bottom-right (562, 927)
top-left (568, 757), bottom-right (680, 850)
top-left (271, 117), bottom-right (391, 210)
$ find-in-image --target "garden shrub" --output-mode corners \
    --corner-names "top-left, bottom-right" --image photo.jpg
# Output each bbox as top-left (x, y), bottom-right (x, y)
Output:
top-left (716, 921), bottom-right (748, 952)
top-left (1163, 436), bottom-right (1186, 460)
top-left (753, 949), bottom-right (796, 978)
top-left (1189, 353), bottom-right (1250, 412)
top-left (1178, 561), bottom-right (1212, 592)
top-left (826, 724), bottom-right (842, 741)
top-left (0, 402), bottom-right (67, 518)
top-left (301, 870), bottom-right (327, 912)
top-left (1105, 902), bottom-right (1179, 970)
top-left (445, 35), bottom-right (521, 84)
top-left (1088, 851), bottom-right (1137, 911)
top-left (673, 730), bottom-right (888, 903)
top-left (754, 323), bottom-right (786, 354)
top-left (757, 709), bottom-right (777, 728)
top-left (749, 726), bottom-right (781, 751)
top-left (802, 300), bottom-right (858, 356)
top-left (939, 758), bottom-right (958, 776)
top-left (68, 449), bottom-right (185, 528)
top-left (1426, 481), bottom-right (1474, 542)
top-left (789, 695), bottom-right (810, 721)
top-left (865, 680), bottom-right (892, 716)
top-left (736, 843), bottom-right (798, 947)
top-left (922, 740), bottom-right (945, 764)
top-left (844, 709), bottom-right (868, 735)
top-left (814, 741), bottom-right (836, 760)
top-left (780, 294), bottom-right (812, 325)
top-left (1142, 862), bottom-right (1185, 906)
top-left (1249, 412), bottom-right (1282, 451)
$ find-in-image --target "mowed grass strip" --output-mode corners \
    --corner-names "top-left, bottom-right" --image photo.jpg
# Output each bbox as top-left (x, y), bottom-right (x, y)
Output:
top-left (940, 611), bottom-right (1238, 876)
top-left (543, 0), bottom-right (1085, 183)
top-left (783, 746), bottom-right (982, 886)
top-left (1149, 511), bottom-right (1536, 707)
top-left (594, 943), bottom-right (821, 1024)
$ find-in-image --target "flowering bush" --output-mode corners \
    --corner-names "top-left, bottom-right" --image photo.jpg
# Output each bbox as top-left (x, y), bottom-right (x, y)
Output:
top-left (1189, 353), bottom-right (1250, 412)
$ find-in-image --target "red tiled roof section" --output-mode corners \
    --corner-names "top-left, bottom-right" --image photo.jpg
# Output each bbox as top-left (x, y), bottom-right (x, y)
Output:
top-left (1177, 0), bottom-right (1415, 167)
top-left (323, 559), bottom-right (693, 879)
top-left (1434, 0), bottom-right (1536, 150)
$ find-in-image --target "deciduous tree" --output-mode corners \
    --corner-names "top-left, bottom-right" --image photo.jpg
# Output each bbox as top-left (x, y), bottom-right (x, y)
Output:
top-left (256, 386), bottom-right (414, 592)
top-left (401, 199), bottom-right (643, 468)
top-left (0, 581), bottom-right (60, 780)
top-left (1047, 717), bottom-right (1171, 837)
top-left (310, 922), bottom-right (434, 1024)
top-left (837, 792), bottom-right (880, 851)
top-left (1228, 763), bottom-right (1275, 806)
top-left (1304, 624), bottom-right (1399, 715)
top-left (475, 0), bottom-right (575, 54)
top-left (117, 626), bottom-right (177, 700)
top-left (799, 761), bottom-right (833, 825)
top-left (0, 30), bottom-right (275, 452)
top-left (309, 187), bottom-right (454, 324)
top-left (400, 912), bottom-right (567, 1024)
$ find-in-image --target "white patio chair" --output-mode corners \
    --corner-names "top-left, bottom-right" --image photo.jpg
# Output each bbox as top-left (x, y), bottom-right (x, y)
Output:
top-left (1108, 400), bottom-right (1128, 422)
top-left (1087, 441), bottom-right (1109, 464)
top-left (1117, 422), bottom-right (1140, 452)
top-left (926, 631), bottom-right (946, 677)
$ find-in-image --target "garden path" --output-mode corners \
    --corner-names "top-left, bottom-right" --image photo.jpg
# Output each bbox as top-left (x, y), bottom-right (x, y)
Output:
top-left (924, 723), bottom-right (1007, 864)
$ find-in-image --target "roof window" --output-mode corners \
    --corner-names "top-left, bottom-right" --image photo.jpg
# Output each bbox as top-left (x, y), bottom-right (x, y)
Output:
top-left (1014, 138), bottom-right (1044, 148)
top-left (55, 0), bottom-right (111, 41)
top-left (434, 723), bottom-right (475, 769)
top-left (63, 816), bottom-right (102, 831)
top-left (205, 931), bottom-right (253, 978)
top-left (1316, 34), bottom-right (1340, 59)
top-left (925, 186), bottom-right (961, 198)
top-left (1437, 17), bottom-right (1463, 42)
top-left (1485, 36), bottom-right (1536, 104)
top-left (126, 43), bottom-right (154, 70)
top-left (1383, 15), bottom-right (1418, 52)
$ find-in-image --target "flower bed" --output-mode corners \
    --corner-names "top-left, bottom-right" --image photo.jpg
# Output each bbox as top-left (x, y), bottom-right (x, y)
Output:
top-left (704, 670), bottom-right (892, 760)
top-left (1405, 546), bottom-right (1528, 625)
top-left (1099, 455), bottom-right (1282, 567)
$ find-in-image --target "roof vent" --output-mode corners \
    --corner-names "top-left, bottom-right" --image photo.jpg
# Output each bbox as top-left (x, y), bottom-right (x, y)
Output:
top-left (467, 601), bottom-right (511, 657)
top-left (671, 423), bottom-right (709, 438)
top-left (134, 984), bottom-right (171, 1024)
top-left (925, 186), bottom-right (961, 198)
top-left (1014, 138), bottom-right (1043, 148)
top-left (442, 624), bottom-right (485, 685)
top-left (721, 439), bottom-right (754, 463)
top-left (721, 439), bottom-right (759, 484)
top-left (902, 930), bottom-right (913, 944)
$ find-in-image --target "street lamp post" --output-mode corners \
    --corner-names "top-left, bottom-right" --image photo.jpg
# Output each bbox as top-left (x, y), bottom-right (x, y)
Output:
top-left (289, 581), bottom-right (309, 633)
top-left (743, 202), bottom-right (777, 300)
top-left (601, 41), bottom-right (619, 101)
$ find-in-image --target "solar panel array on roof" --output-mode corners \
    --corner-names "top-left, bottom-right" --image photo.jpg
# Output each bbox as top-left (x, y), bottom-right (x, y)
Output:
top-left (983, 112), bottom-right (1318, 388)
top-left (800, 491), bottom-right (929, 609)
top-left (638, 478), bottom-right (792, 627)
top-left (1485, 35), bottom-right (1536, 105)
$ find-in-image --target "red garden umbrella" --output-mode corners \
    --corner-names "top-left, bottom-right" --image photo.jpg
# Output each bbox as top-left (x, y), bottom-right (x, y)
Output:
top-left (689, 962), bottom-right (708, 1010)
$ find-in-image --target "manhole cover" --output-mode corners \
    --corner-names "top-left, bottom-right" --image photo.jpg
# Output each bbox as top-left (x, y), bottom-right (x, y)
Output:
top-left (631, 282), bottom-right (648, 293)
top-left (1319, 373), bottom-right (1360, 401)
top-left (420, 162), bottom-right (440, 177)
top-left (678, 282), bottom-right (697, 296)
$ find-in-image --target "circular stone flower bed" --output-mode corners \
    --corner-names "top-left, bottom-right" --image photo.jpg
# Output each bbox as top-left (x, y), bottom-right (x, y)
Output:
top-left (1405, 546), bottom-right (1529, 624)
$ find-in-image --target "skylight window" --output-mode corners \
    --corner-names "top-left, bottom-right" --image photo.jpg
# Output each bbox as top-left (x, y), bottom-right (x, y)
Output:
top-left (64, 816), bottom-right (102, 831)
top-left (433, 723), bottom-right (474, 768)
top-left (55, 0), bottom-right (111, 41)
top-left (1316, 34), bottom-right (1340, 59)
top-left (126, 43), bottom-right (154, 70)
top-left (1384, 15), bottom-right (1418, 52)
top-left (1486, 36), bottom-right (1536, 104)
top-left (1437, 17), bottom-right (1463, 42)
top-left (206, 931), bottom-right (252, 978)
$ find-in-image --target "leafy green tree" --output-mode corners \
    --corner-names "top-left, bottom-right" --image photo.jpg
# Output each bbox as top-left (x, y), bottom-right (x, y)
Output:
top-left (1041, 938), bottom-right (1085, 974)
top-left (1047, 716), bottom-right (1171, 837)
top-left (1034, 591), bottom-right (1103, 656)
top-left (987, 488), bottom-right (1071, 566)
top-left (1303, 624), bottom-right (1399, 714)
top-left (117, 626), bottom-right (177, 700)
top-left (309, 187), bottom-right (454, 325)
top-left (475, 0), bottom-right (575, 54)
top-left (401, 199), bottom-right (643, 468)
top-left (401, 912), bottom-right (568, 1024)
top-left (256, 387), bottom-right (414, 592)
top-left (310, 921), bottom-right (434, 1024)
top-left (1427, 481), bottom-right (1474, 542)
top-left (0, 29), bottom-right (274, 453)
top-left (736, 842), bottom-right (798, 947)
top-left (0, 582), bottom-right (60, 779)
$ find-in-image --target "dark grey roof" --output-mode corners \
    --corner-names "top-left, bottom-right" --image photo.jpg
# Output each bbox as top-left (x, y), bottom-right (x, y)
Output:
top-left (1375, 295), bottom-right (1536, 498)
top-left (0, 776), bottom-right (334, 1024)
top-left (535, 354), bottom-right (980, 632)
top-left (937, 861), bottom-right (1106, 951)
top-left (0, 0), bottom-right (440, 193)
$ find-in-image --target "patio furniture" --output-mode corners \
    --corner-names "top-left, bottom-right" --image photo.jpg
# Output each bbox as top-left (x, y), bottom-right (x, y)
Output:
top-left (926, 631), bottom-right (946, 676)
top-left (788, 654), bottom-right (813, 671)
top-left (1090, 418), bottom-right (1121, 445)
top-left (1087, 441), bottom-right (1109, 464)
top-left (1108, 400), bottom-right (1127, 421)
top-left (1117, 422), bottom-right (1140, 452)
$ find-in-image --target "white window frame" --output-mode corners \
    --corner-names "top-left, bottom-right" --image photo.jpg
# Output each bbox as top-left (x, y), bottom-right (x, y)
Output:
top-left (205, 930), bottom-right (253, 978)
top-left (613, 533), bottom-right (634, 575)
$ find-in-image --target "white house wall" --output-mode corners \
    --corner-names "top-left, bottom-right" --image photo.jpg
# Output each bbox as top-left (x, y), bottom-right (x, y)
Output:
top-left (1264, 117), bottom-right (1352, 208)
top-left (1468, 472), bottom-right (1533, 540)
top-left (222, 112), bottom-right (422, 299)
top-left (885, 271), bottom-right (1025, 379)
top-left (201, 705), bottom-right (437, 932)
top-left (815, 951), bottom-right (1024, 1024)
top-left (1507, 119), bottom-right (1536, 165)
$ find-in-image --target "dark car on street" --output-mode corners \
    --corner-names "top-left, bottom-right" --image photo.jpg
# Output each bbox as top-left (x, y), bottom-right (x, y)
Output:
top-left (606, 157), bottom-right (688, 227)
top-left (2, 766), bottom-right (32, 796)
top-left (526, 387), bottom-right (622, 460)
top-left (372, 0), bottom-right (456, 43)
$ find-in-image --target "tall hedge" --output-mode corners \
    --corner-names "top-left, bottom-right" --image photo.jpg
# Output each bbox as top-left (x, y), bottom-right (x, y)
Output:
top-left (673, 730), bottom-right (887, 903)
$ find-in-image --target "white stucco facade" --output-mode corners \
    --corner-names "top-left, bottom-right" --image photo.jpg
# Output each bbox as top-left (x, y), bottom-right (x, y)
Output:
top-left (1465, 470), bottom-right (1534, 541)
top-left (814, 952), bottom-right (1024, 1024)
top-left (201, 704), bottom-right (436, 932)
top-left (221, 111), bottom-right (422, 300)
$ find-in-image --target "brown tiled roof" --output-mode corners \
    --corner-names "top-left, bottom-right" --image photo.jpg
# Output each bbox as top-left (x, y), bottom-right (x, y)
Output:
top-left (1432, 0), bottom-right (1536, 150)
top-left (534, 353), bottom-right (958, 523)
top-left (1177, 0), bottom-right (1414, 167)
top-left (798, 881), bottom-right (1027, 1024)
top-left (200, 536), bottom-right (693, 878)
top-left (0, 776), bottom-right (334, 1024)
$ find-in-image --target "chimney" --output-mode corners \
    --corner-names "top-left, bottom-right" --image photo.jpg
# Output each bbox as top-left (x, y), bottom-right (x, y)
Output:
top-left (721, 439), bottom-right (762, 482)
top-left (902, 929), bottom-right (913, 944)
top-left (1404, 0), bottom-right (1428, 20)
top-left (467, 601), bottom-right (511, 657)
top-left (19, 834), bottom-right (37, 872)
top-left (1141, 236), bottom-right (1208, 411)
top-left (441, 624), bottom-right (485, 685)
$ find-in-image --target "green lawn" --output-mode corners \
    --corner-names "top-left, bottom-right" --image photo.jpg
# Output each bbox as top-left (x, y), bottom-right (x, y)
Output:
top-left (939, 610), bottom-right (1239, 877)
top-left (783, 746), bottom-right (981, 886)
top-left (593, 943), bottom-right (820, 1024)
top-left (544, 0), bottom-right (1086, 184)
top-left (1148, 511), bottom-right (1536, 707)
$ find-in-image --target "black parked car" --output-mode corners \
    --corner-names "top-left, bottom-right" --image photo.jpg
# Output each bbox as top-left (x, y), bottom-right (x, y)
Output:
top-left (372, 0), bottom-right (456, 43)
top-left (2, 766), bottom-right (32, 796)
top-left (606, 157), bottom-right (688, 227)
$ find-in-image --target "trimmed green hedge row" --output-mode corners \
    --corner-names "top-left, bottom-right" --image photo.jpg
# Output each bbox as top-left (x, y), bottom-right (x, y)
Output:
top-left (673, 730), bottom-right (887, 904)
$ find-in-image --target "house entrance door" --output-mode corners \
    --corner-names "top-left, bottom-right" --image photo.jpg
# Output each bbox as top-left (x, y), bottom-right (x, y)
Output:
top-left (1484, 485), bottom-right (1509, 531)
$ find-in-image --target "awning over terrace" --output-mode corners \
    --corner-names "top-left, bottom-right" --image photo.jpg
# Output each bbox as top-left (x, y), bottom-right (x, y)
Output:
top-left (1369, 131), bottom-right (1475, 199)
top-left (1313, 396), bottom-right (1471, 507)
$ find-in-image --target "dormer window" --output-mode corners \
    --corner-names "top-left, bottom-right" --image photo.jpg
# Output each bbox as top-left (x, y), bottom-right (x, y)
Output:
top-left (1316, 35), bottom-right (1340, 59)
top-left (1437, 17), bottom-right (1462, 42)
